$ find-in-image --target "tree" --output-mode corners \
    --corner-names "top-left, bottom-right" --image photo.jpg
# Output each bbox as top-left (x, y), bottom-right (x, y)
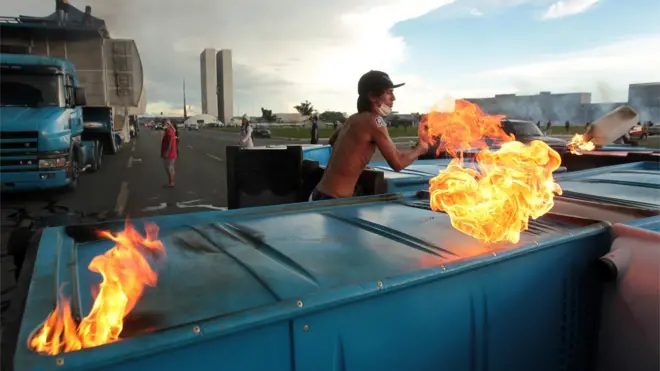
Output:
top-left (260, 107), bottom-right (278, 123)
top-left (294, 100), bottom-right (315, 116)
top-left (319, 110), bottom-right (347, 124)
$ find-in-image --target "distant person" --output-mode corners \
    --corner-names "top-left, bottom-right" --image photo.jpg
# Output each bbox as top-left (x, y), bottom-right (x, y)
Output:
top-left (545, 120), bottom-right (551, 134)
top-left (55, 0), bottom-right (69, 26)
top-left (161, 119), bottom-right (177, 187)
top-left (536, 120), bottom-right (541, 129)
top-left (310, 115), bottom-right (319, 144)
top-left (565, 120), bottom-right (570, 133)
top-left (238, 118), bottom-right (254, 148)
top-left (308, 70), bottom-right (428, 201)
top-left (83, 6), bottom-right (93, 26)
top-left (585, 122), bottom-right (591, 130)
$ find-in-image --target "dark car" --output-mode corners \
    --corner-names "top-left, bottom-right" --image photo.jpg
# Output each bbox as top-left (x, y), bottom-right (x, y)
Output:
top-left (252, 127), bottom-right (272, 138)
top-left (419, 119), bottom-right (568, 159)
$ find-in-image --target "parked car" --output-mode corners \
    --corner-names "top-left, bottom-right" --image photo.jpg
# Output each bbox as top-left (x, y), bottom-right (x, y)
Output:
top-left (187, 123), bottom-right (199, 131)
top-left (252, 127), bottom-right (272, 138)
top-left (419, 119), bottom-right (568, 159)
top-left (627, 125), bottom-right (647, 141)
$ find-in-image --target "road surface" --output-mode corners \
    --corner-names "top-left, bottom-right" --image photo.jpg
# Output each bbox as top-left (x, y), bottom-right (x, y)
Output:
top-left (0, 128), bottom-right (410, 319)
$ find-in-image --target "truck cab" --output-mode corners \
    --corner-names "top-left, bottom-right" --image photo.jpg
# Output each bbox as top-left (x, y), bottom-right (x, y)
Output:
top-left (0, 53), bottom-right (97, 191)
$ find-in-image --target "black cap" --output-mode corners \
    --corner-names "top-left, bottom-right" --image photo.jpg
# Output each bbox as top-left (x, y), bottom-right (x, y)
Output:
top-left (358, 70), bottom-right (405, 96)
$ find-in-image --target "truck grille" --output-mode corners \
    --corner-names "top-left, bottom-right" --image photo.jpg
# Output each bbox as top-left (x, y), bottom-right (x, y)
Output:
top-left (0, 131), bottom-right (39, 172)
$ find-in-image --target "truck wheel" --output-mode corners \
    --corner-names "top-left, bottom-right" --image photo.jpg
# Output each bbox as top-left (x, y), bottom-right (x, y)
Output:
top-left (66, 150), bottom-right (80, 191)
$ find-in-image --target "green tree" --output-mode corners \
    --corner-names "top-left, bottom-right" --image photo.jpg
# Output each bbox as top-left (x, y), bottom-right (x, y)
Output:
top-left (294, 100), bottom-right (315, 116)
top-left (319, 110), bottom-right (347, 124)
top-left (260, 107), bottom-right (278, 123)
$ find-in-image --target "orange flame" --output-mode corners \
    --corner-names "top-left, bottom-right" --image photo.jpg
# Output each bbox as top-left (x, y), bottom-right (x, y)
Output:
top-left (425, 100), bottom-right (563, 244)
top-left (29, 221), bottom-right (166, 355)
top-left (567, 134), bottom-right (596, 155)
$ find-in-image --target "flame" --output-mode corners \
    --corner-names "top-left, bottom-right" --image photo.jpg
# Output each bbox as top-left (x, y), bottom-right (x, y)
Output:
top-left (29, 221), bottom-right (166, 355)
top-left (425, 100), bottom-right (563, 244)
top-left (567, 134), bottom-right (596, 155)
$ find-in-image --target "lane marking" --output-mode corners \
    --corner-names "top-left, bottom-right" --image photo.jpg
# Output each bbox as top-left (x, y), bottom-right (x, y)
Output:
top-left (206, 153), bottom-right (223, 162)
top-left (187, 145), bottom-right (194, 149)
top-left (131, 146), bottom-right (135, 152)
top-left (115, 182), bottom-right (129, 216)
top-left (127, 157), bottom-right (142, 168)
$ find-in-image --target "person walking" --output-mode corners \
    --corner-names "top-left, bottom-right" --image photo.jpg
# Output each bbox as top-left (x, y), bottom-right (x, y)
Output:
top-left (310, 115), bottom-right (319, 144)
top-left (55, 0), bottom-right (69, 26)
top-left (238, 118), bottom-right (254, 148)
top-left (161, 119), bottom-right (178, 187)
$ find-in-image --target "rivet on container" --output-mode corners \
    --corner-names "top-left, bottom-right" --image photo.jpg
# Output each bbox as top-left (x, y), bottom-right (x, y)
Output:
top-left (192, 325), bottom-right (201, 335)
top-left (303, 324), bottom-right (310, 332)
top-left (56, 358), bottom-right (64, 366)
top-left (296, 300), bottom-right (304, 308)
top-left (377, 281), bottom-right (383, 288)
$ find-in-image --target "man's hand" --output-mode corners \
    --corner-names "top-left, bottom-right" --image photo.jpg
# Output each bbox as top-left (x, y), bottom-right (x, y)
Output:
top-left (417, 139), bottom-right (429, 152)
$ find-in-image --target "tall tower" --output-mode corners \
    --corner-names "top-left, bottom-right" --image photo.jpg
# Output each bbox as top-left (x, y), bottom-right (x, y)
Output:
top-left (216, 49), bottom-right (234, 125)
top-left (199, 48), bottom-right (218, 117)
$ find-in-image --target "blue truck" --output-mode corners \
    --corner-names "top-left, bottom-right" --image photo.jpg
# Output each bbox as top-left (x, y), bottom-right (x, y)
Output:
top-left (0, 11), bottom-right (145, 192)
top-left (0, 54), bottom-right (101, 191)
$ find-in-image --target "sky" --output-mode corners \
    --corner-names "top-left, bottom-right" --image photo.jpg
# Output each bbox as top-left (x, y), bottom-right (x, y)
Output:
top-left (1, 0), bottom-right (659, 116)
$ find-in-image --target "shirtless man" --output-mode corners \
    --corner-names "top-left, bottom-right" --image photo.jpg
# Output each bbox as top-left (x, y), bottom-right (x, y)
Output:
top-left (309, 70), bottom-right (429, 201)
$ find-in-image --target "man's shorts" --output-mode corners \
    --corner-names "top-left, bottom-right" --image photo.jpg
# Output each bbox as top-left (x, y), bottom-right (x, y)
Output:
top-left (163, 158), bottom-right (176, 171)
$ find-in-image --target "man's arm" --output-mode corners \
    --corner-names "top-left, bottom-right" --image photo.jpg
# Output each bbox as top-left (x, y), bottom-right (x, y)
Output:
top-left (371, 118), bottom-right (427, 172)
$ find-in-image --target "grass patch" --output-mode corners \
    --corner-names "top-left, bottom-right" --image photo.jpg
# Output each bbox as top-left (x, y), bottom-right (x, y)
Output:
top-left (638, 136), bottom-right (660, 148)
top-left (216, 126), bottom-right (417, 139)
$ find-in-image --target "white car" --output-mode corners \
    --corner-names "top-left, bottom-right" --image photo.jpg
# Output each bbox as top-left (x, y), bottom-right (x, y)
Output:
top-left (187, 123), bottom-right (199, 130)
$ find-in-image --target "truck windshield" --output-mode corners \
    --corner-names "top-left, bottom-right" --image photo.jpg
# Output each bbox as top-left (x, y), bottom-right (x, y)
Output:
top-left (0, 73), bottom-right (61, 107)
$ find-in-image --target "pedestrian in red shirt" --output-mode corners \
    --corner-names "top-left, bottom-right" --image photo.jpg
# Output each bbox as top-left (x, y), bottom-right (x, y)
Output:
top-left (161, 118), bottom-right (178, 187)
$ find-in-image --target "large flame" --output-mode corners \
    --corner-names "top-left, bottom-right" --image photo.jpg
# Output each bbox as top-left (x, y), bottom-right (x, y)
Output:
top-left (425, 100), bottom-right (563, 244)
top-left (567, 134), bottom-right (596, 155)
top-left (29, 221), bottom-right (166, 355)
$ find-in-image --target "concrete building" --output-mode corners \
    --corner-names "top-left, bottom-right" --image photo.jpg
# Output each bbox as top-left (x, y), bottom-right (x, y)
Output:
top-left (463, 82), bottom-right (660, 124)
top-left (199, 48), bottom-right (218, 118)
top-left (216, 49), bottom-right (234, 125)
top-left (466, 91), bottom-right (591, 124)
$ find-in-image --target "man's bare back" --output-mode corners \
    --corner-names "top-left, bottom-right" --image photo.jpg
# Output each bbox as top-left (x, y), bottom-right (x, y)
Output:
top-left (315, 112), bottom-right (428, 198)
top-left (317, 113), bottom-right (377, 198)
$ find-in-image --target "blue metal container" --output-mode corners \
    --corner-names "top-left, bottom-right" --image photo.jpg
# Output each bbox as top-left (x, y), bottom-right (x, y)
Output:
top-left (16, 192), bottom-right (611, 371)
top-left (555, 161), bottom-right (660, 210)
top-left (624, 215), bottom-right (660, 232)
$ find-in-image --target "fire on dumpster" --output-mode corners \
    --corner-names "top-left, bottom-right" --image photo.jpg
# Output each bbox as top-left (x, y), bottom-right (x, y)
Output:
top-left (421, 100), bottom-right (563, 244)
top-left (28, 221), bottom-right (166, 356)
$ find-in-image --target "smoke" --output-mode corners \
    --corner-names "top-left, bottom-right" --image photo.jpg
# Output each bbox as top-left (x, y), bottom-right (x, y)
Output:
top-left (595, 81), bottom-right (614, 102)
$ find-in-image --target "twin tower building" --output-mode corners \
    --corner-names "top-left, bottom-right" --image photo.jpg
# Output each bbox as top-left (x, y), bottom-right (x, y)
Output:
top-left (200, 48), bottom-right (233, 125)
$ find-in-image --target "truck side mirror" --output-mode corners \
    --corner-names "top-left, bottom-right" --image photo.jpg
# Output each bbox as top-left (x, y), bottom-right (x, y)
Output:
top-left (74, 87), bottom-right (87, 106)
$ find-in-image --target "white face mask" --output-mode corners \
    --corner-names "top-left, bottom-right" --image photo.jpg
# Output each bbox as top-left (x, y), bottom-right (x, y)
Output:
top-left (377, 103), bottom-right (392, 116)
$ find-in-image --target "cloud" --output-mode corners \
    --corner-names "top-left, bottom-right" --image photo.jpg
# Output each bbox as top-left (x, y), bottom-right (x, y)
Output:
top-left (1, 0), bottom-right (654, 116)
top-left (0, 0), bottom-right (455, 115)
top-left (541, 0), bottom-right (599, 20)
top-left (459, 34), bottom-right (660, 102)
top-left (468, 8), bottom-right (485, 16)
